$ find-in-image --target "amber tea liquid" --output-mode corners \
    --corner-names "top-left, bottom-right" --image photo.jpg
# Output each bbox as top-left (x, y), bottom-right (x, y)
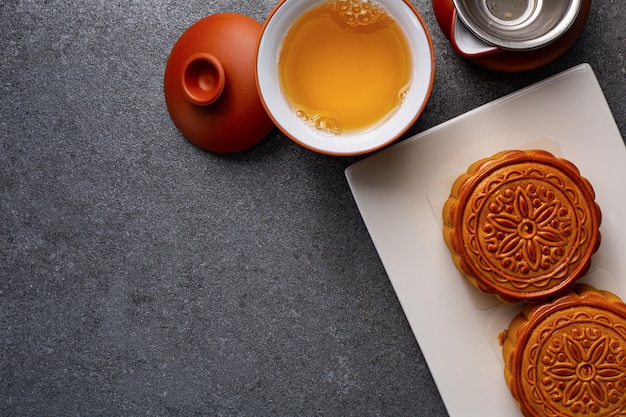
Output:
top-left (278, 0), bottom-right (412, 134)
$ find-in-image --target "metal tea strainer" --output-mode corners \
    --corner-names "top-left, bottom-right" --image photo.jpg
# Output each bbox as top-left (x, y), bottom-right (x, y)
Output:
top-left (453, 0), bottom-right (583, 50)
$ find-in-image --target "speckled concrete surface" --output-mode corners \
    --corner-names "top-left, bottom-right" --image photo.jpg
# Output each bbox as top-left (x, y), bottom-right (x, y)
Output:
top-left (1, 1), bottom-right (624, 416)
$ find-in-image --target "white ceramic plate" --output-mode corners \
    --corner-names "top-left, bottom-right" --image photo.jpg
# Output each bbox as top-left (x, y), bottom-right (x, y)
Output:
top-left (345, 64), bottom-right (626, 416)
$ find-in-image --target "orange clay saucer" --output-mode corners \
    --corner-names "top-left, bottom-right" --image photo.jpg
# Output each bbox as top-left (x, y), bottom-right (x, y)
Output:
top-left (431, 0), bottom-right (591, 72)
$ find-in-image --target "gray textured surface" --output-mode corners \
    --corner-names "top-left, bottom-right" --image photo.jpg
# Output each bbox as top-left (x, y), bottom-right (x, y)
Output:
top-left (1, 0), bottom-right (624, 416)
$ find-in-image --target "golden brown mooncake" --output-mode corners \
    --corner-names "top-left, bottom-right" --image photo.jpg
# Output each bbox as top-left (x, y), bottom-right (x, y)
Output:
top-left (442, 150), bottom-right (602, 303)
top-left (501, 284), bottom-right (626, 417)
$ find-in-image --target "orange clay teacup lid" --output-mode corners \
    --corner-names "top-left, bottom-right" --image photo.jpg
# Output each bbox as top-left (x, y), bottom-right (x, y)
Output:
top-left (164, 13), bottom-right (274, 153)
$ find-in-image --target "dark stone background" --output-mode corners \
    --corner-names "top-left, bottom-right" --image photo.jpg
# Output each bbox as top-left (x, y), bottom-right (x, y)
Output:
top-left (1, 0), bottom-right (624, 415)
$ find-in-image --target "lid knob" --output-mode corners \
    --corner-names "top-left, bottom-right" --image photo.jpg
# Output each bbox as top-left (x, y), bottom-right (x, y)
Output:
top-left (182, 52), bottom-right (225, 106)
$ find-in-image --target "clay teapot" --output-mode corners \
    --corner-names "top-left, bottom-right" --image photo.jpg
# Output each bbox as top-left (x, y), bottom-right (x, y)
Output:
top-left (164, 13), bottom-right (274, 153)
top-left (431, 0), bottom-right (591, 72)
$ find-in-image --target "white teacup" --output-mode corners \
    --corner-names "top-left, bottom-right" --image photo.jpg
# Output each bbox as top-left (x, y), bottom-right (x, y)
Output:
top-left (256, 0), bottom-right (435, 156)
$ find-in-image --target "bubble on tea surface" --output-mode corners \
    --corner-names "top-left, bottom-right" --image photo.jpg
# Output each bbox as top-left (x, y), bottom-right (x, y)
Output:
top-left (333, 0), bottom-right (387, 27)
top-left (335, 0), bottom-right (351, 11)
top-left (398, 83), bottom-right (410, 102)
top-left (296, 109), bottom-right (342, 135)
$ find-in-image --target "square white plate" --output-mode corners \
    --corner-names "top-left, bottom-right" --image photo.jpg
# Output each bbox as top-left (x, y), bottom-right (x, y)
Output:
top-left (345, 64), bottom-right (626, 416)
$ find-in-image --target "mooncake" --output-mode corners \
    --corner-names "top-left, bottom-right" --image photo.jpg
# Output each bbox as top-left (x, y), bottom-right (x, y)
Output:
top-left (442, 150), bottom-right (601, 303)
top-left (501, 284), bottom-right (626, 416)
